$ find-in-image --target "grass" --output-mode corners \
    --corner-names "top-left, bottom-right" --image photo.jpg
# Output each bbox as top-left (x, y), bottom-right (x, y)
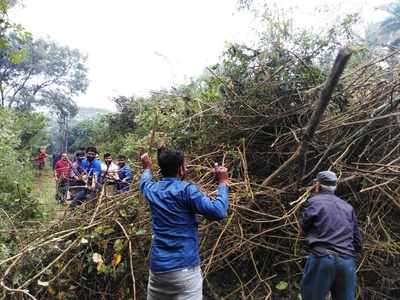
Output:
top-left (31, 164), bottom-right (62, 220)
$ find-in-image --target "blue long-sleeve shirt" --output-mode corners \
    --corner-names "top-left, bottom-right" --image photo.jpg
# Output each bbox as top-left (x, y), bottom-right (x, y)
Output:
top-left (81, 159), bottom-right (102, 183)
top-left (139, 169), bottom-right (229, 273)
top-left (118, 164), bottom-right (133, 183)
top-left (117, 164), bottom-right (133, 192)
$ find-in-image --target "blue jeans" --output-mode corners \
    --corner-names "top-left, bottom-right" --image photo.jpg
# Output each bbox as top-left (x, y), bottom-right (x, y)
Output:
top-left (301, 254), bottom-right (356, 300)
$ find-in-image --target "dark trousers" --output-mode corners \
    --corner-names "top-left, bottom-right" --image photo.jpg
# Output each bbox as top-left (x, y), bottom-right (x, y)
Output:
top-left (56, 181), bottom-right (69, 203)
top-left (117, 182), bottom-right (129, 193)
top-left (71, 188), bottom-right (87, 207)
top-left (301, 254), bottom-right (356, 300)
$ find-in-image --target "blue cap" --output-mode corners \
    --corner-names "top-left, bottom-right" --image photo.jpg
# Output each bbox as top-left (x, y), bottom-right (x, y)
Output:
top-left (315, 171), bottom-right (337, 186)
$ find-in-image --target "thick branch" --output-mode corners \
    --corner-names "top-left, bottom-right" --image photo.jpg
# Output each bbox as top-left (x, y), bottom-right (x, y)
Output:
top-left (262, 48), bottom-right (352, 187)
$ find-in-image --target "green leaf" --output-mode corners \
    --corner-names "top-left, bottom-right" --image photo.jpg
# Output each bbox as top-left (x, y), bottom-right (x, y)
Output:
top-left (8, 48), bottom-right (27, 65)
top-left (103, 227), bottom-right (115, 235)
top-left (0, 0), bottom-right (8, 12)
top-left (97, 263), bottom-right (107, 274)
top-left (0, 39), bottom-right (9, 49)
top-left (95, 225), bottom-right (114, 235)
top-left (135, 229), bottom-right (146, 236)
top-left (113, 239), bottom-right (124, 252)
top-left (275, 281), bottom-right (288, 290)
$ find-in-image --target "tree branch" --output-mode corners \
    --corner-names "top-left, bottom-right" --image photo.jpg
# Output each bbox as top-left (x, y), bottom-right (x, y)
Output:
top-left (261, 48), bottom-right (352, 187)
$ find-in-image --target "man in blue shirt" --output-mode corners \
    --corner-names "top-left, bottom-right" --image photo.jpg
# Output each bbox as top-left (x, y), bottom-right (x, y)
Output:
top-left (70, 146), bottom-right (102, 207)
top-left (116, 154), bottom-right (133, 193)
top-left (139, 147), bottom-right (229, 300)
top-left (300, 171), bottom-right (362, 300)
top-left (81, 147), bottom-right (102, 181)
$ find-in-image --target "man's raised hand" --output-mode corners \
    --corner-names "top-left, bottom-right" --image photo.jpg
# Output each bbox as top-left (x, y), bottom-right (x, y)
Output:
top-left (141, 153), bottom-right (153, 170)
top-left (214, 163), bottom-right (229, 185)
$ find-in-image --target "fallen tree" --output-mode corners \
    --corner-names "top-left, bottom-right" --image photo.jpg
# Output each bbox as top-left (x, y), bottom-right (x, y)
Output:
top-left (1, 46), bottom-right (400, 299)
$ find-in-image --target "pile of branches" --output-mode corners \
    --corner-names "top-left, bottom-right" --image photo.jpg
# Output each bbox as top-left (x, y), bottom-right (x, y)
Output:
top-left (1, 48), bottom-right (400, 299)
top-left (0, 184), bottom-right (152, 299)
top-left (193, 48), bottom-right (400, 299)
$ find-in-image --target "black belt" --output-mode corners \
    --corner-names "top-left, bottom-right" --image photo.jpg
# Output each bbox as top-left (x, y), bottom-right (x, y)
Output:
top-left (312, 246), bottom-right (354, 259)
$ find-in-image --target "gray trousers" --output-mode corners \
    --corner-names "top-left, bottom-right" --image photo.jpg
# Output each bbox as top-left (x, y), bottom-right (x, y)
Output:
top-left (147, 265), bottom-right (202, 300)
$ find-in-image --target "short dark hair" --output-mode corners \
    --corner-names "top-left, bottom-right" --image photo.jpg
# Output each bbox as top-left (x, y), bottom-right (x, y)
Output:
top-left (86, 146), bottom-right (97, 154)
top-left (157, 148), bottom-right (184, 177)
top-left (104, 152), bottom-right (112, 159)
top-left (76, 151), bottom-right (85, 157)
top-left (117, 155), bottom-right (126, 160)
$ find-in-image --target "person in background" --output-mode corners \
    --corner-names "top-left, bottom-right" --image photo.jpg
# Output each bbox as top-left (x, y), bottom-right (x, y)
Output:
top-left (54, 152), bottom-right (71, 203)
top-left (101, 152), bottom-right (119, 182)
top-left (36, 146), bottom-right (47, 171)
top-left (70, 147), bottom-right (102, 207)
top-left (116, 154), bottom-right (133, 193)
top-left (72, 150), bottom-right (85, 171)
top-left (101, 152), bottom-right (120, 195)
top-left (69, 150), bottom-right (86, 185)
top-left (139, 147), bottom-right (229, 300)
top-left (300, 171), bottom-right (362, 300)
top-left (79, 147), bottom-right (86, 156)
top-left (81, 146), bottom-right (102, 183)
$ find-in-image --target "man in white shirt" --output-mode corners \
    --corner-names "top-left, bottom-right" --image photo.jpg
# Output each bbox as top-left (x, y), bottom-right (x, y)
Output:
top-left (101, 153), bottom-right (119, 183)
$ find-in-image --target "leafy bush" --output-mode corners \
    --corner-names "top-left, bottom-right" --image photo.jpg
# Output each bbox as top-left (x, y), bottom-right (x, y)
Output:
top-left (0, 108), bottom-right (48, 259)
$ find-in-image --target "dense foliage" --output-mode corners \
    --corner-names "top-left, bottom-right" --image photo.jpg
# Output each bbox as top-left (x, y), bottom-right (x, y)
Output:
top-left (0, 0), bottom-right (89, 263)
top-left (58, 8), bottom-right (400, 300)
top-left (0, 34), bottom-right (88, 111)
top-left (2, 2), bottom-right (400, 300)
top-left (0, 108), bottom-right (49, 260)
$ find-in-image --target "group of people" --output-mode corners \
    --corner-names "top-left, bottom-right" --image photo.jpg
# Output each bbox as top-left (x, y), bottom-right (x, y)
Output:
top-left (54, 146), bottom-right (133, 206)
top-left (138, 147), bottom-right (362, 300)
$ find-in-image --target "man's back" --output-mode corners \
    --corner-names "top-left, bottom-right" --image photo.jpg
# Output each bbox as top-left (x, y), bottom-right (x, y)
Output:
top-left (301, 191), bottom-right (362, 257)
top-left (139, 150), bottom-right (229, 300)
top-left (142, 176), bottom-right (199, 272)
top-left (300, 171), bottom-right (361, 300)
top-left (140, 169), bottom-right (228, 273)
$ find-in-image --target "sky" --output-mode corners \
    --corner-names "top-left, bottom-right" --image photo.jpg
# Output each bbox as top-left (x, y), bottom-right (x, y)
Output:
top-left (10, 0), bottom-right (390, 110)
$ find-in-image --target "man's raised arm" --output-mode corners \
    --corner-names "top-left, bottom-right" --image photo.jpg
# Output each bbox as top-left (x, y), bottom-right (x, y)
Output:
top-left (185, 164), bottom-right (229, 220)
top-left (139, 153), bottom-right (154, 195)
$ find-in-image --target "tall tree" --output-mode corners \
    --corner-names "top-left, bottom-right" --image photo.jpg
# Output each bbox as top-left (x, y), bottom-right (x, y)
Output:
top-left (45, 90), bottom-right (78, 152)
top-left (0, 34), bottom-right (89, 110)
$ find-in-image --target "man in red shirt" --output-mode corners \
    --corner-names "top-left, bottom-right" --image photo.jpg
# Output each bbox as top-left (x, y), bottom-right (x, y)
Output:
top-left (54, 153), bottom-right (71, 203)
top-left (36, 146), bottom-right (47, 170)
